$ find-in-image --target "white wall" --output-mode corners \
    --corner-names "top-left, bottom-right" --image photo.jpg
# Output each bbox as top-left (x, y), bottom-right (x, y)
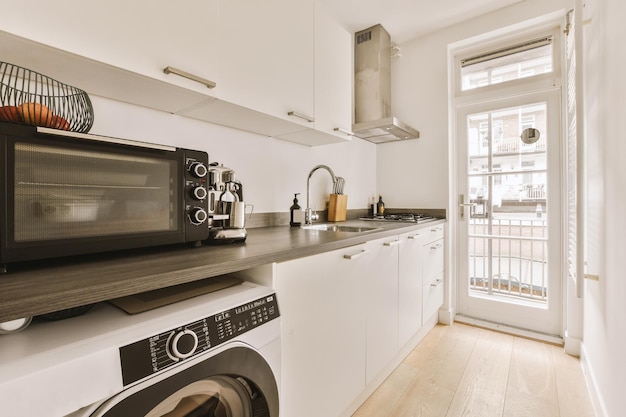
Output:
top-left (580, 0), bottom-right (626, 415)
top-left (86, 96), bottom-right (377, 215)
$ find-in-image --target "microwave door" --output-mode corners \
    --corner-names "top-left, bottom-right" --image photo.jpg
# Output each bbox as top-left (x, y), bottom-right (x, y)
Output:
top-left (6, 138), bottom-right (186, 263)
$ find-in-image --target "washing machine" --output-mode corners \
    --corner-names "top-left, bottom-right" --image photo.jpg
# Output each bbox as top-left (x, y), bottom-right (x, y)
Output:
top-left (0, 281), bottom-right (281, 417)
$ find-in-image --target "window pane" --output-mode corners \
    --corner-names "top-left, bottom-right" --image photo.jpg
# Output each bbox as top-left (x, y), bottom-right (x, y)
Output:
top-left (462, 43), bottom-right (552, 91)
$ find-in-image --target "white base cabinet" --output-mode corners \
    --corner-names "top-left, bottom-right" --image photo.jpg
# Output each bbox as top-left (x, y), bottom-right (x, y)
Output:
top-left (276, 223), bottom-right (445, 417)
top-left (364, 236), bottom-right (399, 385)
top-left (276, 244), bottom-right (368, 417)
top-left (421, 225), bottom-right (445, 324)
top-left (398, 230), bottom-right (426, 349)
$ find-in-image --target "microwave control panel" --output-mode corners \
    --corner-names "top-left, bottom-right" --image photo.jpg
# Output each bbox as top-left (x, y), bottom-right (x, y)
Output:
top-left (182, 149), bottom-right (209, 240)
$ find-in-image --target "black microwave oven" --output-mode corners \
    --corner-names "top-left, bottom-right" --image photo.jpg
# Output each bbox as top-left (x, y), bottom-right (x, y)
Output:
top-left (0, 122), bottom-right (209, 270)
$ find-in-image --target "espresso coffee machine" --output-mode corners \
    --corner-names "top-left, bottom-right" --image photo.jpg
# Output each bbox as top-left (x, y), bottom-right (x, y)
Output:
top-left (206, 163), bottom-right (252, 244)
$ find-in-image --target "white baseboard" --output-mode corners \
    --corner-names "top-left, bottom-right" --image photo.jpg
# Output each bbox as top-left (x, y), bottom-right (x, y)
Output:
top-left (438, 306), bottom-right (455, 325)
top-left (580, 343), bottom-right (607, 417)
top-left (563, 330), bottom-right (582, 356)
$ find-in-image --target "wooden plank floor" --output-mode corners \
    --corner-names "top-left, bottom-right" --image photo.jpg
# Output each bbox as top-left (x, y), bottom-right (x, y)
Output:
top-left (352, 323), bottom-right (595, 417)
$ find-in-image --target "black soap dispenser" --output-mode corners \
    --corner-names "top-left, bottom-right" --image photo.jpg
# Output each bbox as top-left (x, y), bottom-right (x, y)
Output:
top-left (290, 193), bottom-right (303, 227)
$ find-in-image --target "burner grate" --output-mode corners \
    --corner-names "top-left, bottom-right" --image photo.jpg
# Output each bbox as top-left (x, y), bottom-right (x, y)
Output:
top-left (360, 213), bottom-right (437, 223)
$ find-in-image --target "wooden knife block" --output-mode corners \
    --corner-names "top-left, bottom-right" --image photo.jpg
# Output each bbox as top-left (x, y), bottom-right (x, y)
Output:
top-left (328, 194), bottom-right (348, 222)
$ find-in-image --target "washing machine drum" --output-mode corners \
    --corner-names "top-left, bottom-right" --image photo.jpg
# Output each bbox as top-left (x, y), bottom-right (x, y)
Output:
top-left (91, 347), bottom-right (278, 417)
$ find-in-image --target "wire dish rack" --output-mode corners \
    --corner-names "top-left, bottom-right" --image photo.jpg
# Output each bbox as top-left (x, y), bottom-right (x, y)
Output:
top-left (0, 61), bottom-right (94, 133)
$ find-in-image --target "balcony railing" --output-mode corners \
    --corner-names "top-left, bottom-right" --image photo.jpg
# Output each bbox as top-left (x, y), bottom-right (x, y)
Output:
top-left (499, 185), bottom-right (546, 201)
top-left (469, 136), bottom-right (547, 156)
top-left (468, 217), bottom-right (548, 302)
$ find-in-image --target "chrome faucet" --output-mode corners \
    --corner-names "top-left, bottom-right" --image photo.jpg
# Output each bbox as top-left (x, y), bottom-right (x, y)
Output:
top-left (305, 165), bottom-right (337, 225)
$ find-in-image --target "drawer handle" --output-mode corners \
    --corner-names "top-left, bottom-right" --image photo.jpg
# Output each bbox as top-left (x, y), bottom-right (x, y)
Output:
top-left (383, 240), bottom-right (400, 247)
top-left (333, 127), bottom-right (355, 136)
top-left (431, 278), bottom-right (443, 287)
top-left (431, 243), bottom-right (443, 250)
top-left (343, 249), bottom-right (370, 260)
top-left (163, 66), bottom-right (216, 89)
top-left (287, 111), bottom-right (315, 123)
top-left (430, 227), bottom-right (443, 232)
top-left (408, 234), bottom-right (421, 240)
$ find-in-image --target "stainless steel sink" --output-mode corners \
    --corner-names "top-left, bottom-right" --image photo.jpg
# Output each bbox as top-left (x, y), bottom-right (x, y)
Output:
top-left (301, 224), bottom-right (380, 233)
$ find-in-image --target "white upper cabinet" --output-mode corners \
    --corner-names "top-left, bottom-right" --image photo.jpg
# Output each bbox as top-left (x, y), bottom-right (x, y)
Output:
top-left (1, 0), bottom-right (220, 98)
top-left (0, 0), bottom-right (353, 146)
top-left (180, 0), bottom-right (316, 139)
top-left (276, 2), bottom-right (354, 145)
top-left (218, 0), bottom-right (314, 129)
top-left (314, 3), bottom-right (353, 139)
top-left (185, 0), bottom-right (354, 145)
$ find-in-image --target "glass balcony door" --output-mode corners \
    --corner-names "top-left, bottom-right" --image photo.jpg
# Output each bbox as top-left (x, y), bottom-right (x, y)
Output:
top-left (456, 91), bottom-right (562, 336)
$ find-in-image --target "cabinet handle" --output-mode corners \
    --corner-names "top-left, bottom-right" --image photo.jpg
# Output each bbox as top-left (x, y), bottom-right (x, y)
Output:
top-left (430, 243), bottom-right (443, 250)
top-left (333, 127), bottom-right (354, 136)
top-left (383, 240), bottom-right (400, 247)
top-left (408, 234), bottom-right (421, 240)
top-left (431, 278), bottom-right (443, 287)
top-left (163, 66), bottom-right (216, 89)
top-left (287, 111), bottom-right (315, 123)
top-left (343, 249), bottom-right (370, 260)
top-left (430, 227), bottom-right (443, 232)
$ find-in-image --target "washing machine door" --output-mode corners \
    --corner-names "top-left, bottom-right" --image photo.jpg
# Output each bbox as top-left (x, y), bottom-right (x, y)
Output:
top-left (89, 346), bottom-right (278, 417)
top-left (144, 375), bottom-right (261, 417)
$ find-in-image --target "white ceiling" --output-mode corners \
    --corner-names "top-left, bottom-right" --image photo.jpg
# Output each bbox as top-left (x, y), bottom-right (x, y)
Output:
top-left (317, 0), bottom-right (524, 43)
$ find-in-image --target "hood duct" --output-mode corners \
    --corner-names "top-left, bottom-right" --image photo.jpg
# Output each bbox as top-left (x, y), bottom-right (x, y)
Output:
top-left (353, 24), bottom-right (419, 143)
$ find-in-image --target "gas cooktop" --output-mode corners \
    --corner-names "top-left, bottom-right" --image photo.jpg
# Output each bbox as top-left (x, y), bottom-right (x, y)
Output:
top-left (359, 213), bottom-right (438, 224)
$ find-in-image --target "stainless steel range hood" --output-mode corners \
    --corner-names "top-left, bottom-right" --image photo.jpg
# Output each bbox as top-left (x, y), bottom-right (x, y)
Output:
top-left (353, 24), bottom-right (419, 143)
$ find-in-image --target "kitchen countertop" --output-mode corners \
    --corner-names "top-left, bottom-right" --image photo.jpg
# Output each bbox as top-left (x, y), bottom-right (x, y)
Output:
top-left (0, 219), bottom-right (445, 323)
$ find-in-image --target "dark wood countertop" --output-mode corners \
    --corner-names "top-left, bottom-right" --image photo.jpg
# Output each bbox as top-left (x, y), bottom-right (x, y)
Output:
top-left (0, 220), bottom-right (445, 322)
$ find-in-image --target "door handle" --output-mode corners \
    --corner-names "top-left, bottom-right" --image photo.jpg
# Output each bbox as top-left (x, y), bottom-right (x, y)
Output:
top-left (431, 278), bottom-right (443, 287)
top-left (287, 111), bottom-right (315, 123)
top-left (333, 127), bottom-right (355, 136)
top-left (458, 194), bottom-right (476, 220)
top-left (383, 240), bottom-right (400, 247)
top-left (163, 66), bottom-right (216, 89)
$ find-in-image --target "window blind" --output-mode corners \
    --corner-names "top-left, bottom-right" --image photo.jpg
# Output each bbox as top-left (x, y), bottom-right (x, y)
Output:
top-left (461, 36), bottom-right (553, 68)
top-left (565, 9), bottom-right (585, 298)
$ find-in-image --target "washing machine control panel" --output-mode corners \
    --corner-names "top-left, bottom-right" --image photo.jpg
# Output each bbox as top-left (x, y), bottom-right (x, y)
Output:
top-left (119, 293), bottom-right (280, 386)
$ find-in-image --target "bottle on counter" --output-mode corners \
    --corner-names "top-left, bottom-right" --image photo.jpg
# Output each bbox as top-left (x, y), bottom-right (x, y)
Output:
top-left (290, 193), bottom-right (303, 227)
top-left (377, 195), bottom-right (385, 215)
top-left (371, 196), bottom-right (377, 216)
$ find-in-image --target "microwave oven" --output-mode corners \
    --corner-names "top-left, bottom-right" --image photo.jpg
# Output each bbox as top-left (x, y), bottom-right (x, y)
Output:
top-left (0, 122), bottom-right (210, 270)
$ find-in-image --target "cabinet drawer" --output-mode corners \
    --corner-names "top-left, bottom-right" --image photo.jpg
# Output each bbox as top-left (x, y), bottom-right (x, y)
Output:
top-left (423, 272), bottom-right (444, 322)
top-left (423, 223), bottom-right (445, 244)
top-left (423, 238), bottom-right (444, 281)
